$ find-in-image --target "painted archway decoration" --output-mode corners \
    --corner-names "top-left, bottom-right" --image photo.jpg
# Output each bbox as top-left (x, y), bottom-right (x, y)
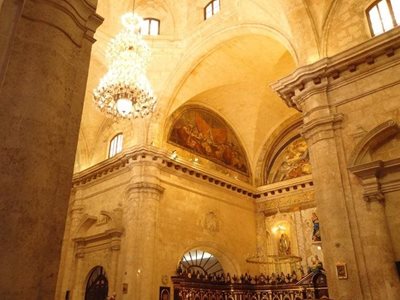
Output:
top-left (267, 136), bottom-right (312, 183)
top-left (168, 106), bottom-right (249, 176)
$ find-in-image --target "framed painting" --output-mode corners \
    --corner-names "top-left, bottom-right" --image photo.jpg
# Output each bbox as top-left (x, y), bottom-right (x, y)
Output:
top-left (336, 263), bottom-right (348, 279)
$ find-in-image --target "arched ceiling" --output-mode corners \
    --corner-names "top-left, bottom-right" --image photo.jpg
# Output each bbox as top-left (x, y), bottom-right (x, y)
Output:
top-left (75, 0), bottom-right (373, 173)
top-left (169, 34), bottom-right (296, 167)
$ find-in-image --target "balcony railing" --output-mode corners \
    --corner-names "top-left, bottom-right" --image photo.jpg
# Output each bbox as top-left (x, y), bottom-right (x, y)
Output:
top-left (172, 270), bottom-right (329, 300)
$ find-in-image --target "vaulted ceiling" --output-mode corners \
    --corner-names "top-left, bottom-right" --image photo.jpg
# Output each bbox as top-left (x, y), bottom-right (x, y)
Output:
top-left (74, 0), bottom-right (374, 177)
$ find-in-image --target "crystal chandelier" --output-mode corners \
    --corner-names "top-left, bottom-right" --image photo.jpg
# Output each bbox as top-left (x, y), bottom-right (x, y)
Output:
top-left (93, 12), bottom-right (156, 119)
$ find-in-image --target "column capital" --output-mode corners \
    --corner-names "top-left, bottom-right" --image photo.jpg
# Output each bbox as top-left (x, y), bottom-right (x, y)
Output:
top-left (301, 113), bottom-right (344, 146)
top-left (126, 182), bottom-right (165, 200)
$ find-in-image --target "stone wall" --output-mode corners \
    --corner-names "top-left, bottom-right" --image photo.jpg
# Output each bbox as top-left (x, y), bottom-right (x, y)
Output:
top-left (57, 150), bottom-right (257, 299)
top-left (273, 27), bottom-right (400, 300)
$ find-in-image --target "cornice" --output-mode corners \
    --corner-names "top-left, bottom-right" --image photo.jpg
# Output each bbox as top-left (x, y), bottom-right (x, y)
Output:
top-left (256, 176), bottom-right (315, 214)
top-left (74, 228), bottom-right (123, 257)
top-left (72, 145), bottom-right (257, 198)
top-left (271, 28), bottom-right (400, 111)
top-left (257, 175), bottom-right (313, 199)
top-left (349, 158), bottom-right (400, 202)
top-left (72, 146), bottom-right (315, 200)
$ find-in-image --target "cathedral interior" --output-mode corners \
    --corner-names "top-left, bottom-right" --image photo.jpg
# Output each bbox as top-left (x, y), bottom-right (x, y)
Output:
top-left (1, 0), bottom-right (400, 299)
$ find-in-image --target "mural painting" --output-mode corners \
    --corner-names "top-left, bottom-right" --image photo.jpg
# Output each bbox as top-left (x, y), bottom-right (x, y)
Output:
top-left (270, 137), bottom-right (311, 183)
top-left (168, 108), bottom-right (248, 175)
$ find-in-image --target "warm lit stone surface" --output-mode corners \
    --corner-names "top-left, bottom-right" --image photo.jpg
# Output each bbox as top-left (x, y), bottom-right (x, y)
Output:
top-left (0, 1), bottom-right (102, 299)
top-left (273, 28), bottom-right (400, 299)
top-left (2, 1), bottom-right (400, 300)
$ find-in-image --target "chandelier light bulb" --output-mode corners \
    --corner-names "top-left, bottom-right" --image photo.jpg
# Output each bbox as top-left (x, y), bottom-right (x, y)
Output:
top-left (93, 12), bottom-right (156, 119)
top-left (116, 98), bottom-right (133, 116)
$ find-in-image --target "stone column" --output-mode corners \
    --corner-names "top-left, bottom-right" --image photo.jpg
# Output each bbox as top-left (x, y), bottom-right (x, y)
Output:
top-left (271, 33), bottom-right (400, 299)
top-left (0, 1), bottom-right (102, 299)
top-left (109, 235), bottom-right (122, 297)
top-left (298, 90), bottom-right (364, 300)
top-left (255, 212), bottom-right (268, 274)
top-left (73, 246), bottom-right (86, 300)
top-left (122, 163), bottom-right (164, 300)
top-left (350, 163), bottom-right (400, 299)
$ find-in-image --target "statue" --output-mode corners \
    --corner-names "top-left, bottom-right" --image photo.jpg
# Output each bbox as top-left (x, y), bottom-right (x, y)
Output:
top-left (309, 255), bottom-right (324, 273)
top-left (278, 233), bottom-right (291, 256)
top-left (311, 212), bottom-right (321, 242)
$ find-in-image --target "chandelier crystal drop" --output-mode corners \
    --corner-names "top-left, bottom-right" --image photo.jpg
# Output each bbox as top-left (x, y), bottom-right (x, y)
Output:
top-left (93, 12), bottom-right (156, 119)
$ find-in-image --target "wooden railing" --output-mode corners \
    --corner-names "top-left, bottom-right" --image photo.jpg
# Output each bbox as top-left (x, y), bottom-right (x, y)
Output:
top-left (172, 271), bottom-right (329, 300)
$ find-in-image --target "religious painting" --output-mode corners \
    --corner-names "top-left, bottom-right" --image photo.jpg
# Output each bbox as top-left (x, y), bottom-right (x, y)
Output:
top-left (159, 287), bottom-right (170, 300)
top-left (335, 263), bottom-right (348, 279)
top-left (269, 137), bottom-right (311, 183)
top-left (311, 212), bottom-right (321, 242)
top-left (168, 108), bottom-right (249, 175)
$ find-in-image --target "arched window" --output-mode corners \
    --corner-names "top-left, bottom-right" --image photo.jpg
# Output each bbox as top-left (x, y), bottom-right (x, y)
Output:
top-left (367, 0), bottom-right (400, 36)
top-left (179, 249), bottom-right (223, 275)
top-left (108, 133), bottom-right (123, 158)
top-left (85, 266), bottom-right (108, 300)
top-left (204, 0), bottom-right (220, 20)
top-left (141, 18), bottom-right (160, 36)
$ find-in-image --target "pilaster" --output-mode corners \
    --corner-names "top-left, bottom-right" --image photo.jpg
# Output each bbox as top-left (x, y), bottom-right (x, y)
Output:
top-left (272, 29), bottom-right (400, 300)
top-left (121, 164), bottom-right (164, 300)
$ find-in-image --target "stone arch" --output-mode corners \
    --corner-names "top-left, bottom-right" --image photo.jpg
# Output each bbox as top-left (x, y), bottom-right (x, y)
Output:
top-left (254, 114), bottom-right (304, 185)
top-left (176, 243), bottom-right (240, 275)
top-left (164, 104), bottom-right (251, 178)
top-left (349, 119), bottom-right (399, 167)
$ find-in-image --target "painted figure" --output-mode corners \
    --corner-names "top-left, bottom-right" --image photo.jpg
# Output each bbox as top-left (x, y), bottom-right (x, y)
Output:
top-left (311, 212), bottom-right (321, 241)
top-left (169, 109), bottom-right (248, 174)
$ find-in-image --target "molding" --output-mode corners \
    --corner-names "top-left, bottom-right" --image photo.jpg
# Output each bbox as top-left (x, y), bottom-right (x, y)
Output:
top-left (348, 120), bottom-right (399, 167)
top-left (271, 28), bottom-right (400, 111)
top-left (22, 0), bottom-right (103, 47)
top-left (256, 176), bottom-right (315, 214)
top-left (125, 182), bottom-right (165, 200)
top-left (302, 113), bottom-right (344, 146)
top-left (73, 209), bottom-right (124, 257)
top-left (257, 175), bottom-right (313, 199)
top-left (257, 190), bottom-right (315, 215)
top-left (74, 228), bottom-right (123, 257)
top-left (349, 159), bottom-right (400, 202)
top-left (72, 145), bottom-right (315, 200)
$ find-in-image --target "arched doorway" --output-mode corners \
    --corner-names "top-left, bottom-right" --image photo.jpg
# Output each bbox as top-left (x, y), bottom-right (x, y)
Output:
top-left (84, 266), bottom-right (109, 300)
